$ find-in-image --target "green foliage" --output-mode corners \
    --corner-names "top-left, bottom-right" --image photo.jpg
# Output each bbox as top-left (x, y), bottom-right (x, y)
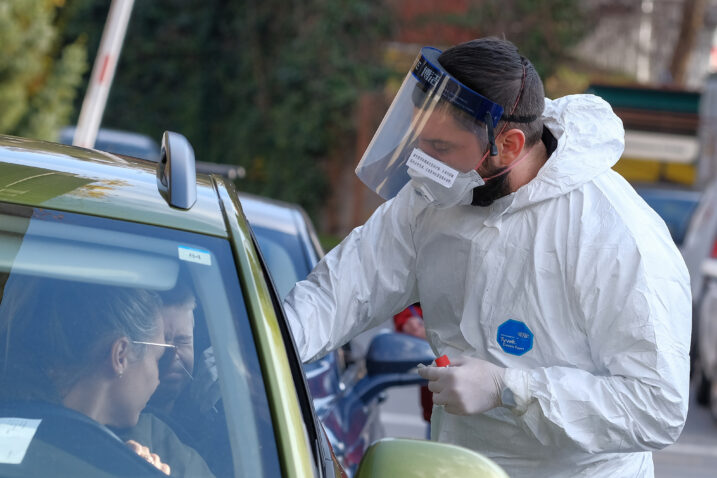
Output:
top-left (236, 0), bottom-right (390, 212)
top-left (65, 0), bottom-right (389, 218)
top-left (318, 233), bottom-right (344, 253)
top-left (0, 0), bottom-right (87, 140)
top-left (60, 1), bottom-right (585, 219)
top-left (544, 64), bottom-right (591, 98)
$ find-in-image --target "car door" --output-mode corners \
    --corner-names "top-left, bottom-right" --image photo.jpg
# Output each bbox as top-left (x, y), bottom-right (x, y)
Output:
top-left (0, 203), bottom-right (294, 477)
top-left (239, 195), bottom-right (380, 474)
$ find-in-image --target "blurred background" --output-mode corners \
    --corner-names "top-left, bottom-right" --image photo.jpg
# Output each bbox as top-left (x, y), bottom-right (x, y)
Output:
top-left (6, 0), bottom-right (717, 238)
top-left (4, 1), bottom-right (717, 475)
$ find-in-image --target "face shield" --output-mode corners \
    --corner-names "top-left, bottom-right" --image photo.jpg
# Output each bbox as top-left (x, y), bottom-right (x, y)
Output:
top-left (355, 47), bottom-right (504, 200)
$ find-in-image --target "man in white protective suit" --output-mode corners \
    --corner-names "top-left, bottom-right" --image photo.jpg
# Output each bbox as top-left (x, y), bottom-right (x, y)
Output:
top-left (283, 37), bottom-right (691, 477)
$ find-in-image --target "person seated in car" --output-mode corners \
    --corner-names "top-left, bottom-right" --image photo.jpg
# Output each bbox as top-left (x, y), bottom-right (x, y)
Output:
top-left (130, 282), bottom-right (231, 478)
top-left (0, 276), bottom-right (171, 475)
top-left (114, 284), bottom-right (216, 477)
top-left (150, 284), bottom-right (197, 414)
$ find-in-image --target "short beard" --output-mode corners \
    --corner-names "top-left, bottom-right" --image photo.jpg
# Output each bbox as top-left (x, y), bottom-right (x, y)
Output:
top-left (471, 167), bottom-right (511, 207)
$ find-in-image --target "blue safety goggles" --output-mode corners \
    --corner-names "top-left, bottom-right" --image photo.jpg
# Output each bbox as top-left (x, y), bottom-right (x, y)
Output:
top-left (412, 47), bottom-right (504, 129)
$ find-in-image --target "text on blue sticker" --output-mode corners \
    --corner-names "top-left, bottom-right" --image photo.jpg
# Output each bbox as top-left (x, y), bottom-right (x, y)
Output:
top-left (178, 246), bottom-right (211, 266)
top-left (497, 319), bottom-right (533, 356)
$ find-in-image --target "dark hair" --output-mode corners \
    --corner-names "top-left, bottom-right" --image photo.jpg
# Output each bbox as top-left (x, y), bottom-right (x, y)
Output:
top-left (411, 82), bottom-right (486, 138)
top-left (0, 277), bottom-right (162, 402)
top-left (438, 37), bottom-right (545, 147)
top-left (159, 281), bottom-right (196, 308)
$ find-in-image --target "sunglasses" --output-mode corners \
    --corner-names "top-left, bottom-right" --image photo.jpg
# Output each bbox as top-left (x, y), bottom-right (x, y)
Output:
top-left (132, 341), bottom-right (193, 379)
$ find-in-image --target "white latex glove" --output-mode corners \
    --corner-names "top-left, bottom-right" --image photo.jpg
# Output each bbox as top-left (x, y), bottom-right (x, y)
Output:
top-left (417, 355), bottom-right (506, 416)
top-left (190, 346), bottom-right (221, 414)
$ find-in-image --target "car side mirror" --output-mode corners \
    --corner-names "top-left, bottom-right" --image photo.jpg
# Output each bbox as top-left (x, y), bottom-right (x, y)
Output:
top-left (355, 438), bottom-right (509, 478)
top-left (365, 331), bottom-right (434, 374)
top-left (156, 131), bottom-right (196, 210)
top-left (351, 332), bottom-right (434, 405)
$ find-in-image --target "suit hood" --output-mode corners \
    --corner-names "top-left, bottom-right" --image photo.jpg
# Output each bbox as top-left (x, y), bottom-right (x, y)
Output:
top-left (507, 94), bottom-right (625, 212)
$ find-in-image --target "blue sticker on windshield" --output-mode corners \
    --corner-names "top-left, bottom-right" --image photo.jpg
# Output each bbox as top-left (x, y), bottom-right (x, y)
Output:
top-left (497, 320), bottom-right (533, 356)
top-left (178, 246), bottom-right (211, 266)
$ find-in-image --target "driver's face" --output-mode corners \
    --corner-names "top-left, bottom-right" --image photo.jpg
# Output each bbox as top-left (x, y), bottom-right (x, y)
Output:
top-left (415, 108), bottom-right (485, 173)
top-left (157, 304), bottom-right (195, 396)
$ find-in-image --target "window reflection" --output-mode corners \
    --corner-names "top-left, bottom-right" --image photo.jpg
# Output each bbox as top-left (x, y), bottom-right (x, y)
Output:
top-left (0, 207), bottom-right (280, 478)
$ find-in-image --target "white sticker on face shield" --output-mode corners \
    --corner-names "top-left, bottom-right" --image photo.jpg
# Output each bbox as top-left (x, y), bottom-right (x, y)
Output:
top-left (406, 148), bottom-right (459, 188)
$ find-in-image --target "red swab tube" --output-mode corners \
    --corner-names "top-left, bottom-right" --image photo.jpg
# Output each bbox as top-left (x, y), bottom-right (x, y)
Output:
top-left (435, 355), bottom-right (451, 367)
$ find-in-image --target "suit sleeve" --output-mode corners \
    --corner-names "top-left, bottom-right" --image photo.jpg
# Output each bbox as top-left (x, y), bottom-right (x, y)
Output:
top-left (284, 185), bottom-right (422, 362)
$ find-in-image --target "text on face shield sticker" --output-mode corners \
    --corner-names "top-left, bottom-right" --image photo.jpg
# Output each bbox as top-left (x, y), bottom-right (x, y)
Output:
top-left (0, 418), bottom-right (41, 464)
top-left (497, 319), bottom-right (534, 356)
top-left (178, 246), bottom-right (212, 266)
top-left (406, 148), bottom-right (458, 188)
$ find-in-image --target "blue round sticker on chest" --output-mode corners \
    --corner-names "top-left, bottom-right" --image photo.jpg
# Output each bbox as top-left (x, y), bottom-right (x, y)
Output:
top-left (497, 319), bottom-right (533, 356)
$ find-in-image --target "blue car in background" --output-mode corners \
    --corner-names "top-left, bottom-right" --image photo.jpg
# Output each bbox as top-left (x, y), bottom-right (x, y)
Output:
top-left (239, 193), bottom-right (432, 475)
top-left (635, 186), bottom-right (701, 247)
top-left (635, 185), bottom-right (703, 382)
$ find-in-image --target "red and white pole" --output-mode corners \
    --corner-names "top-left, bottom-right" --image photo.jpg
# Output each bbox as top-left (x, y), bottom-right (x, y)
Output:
top-left (73, 0), bottom-right (135, 148)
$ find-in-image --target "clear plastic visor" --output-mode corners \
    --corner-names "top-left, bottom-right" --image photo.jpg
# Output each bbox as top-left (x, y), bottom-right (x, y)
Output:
top-left (355, 47), bottom-right (504, 200)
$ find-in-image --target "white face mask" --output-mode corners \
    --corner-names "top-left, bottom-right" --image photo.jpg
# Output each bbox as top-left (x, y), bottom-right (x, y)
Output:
top-left (406, 148), bottom-right (485, 208)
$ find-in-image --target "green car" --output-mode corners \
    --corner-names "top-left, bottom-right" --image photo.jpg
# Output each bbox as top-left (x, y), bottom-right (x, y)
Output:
top-left (0, 132), bottom-right (508, 478)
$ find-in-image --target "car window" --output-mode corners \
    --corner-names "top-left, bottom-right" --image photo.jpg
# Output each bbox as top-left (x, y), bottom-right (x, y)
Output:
top-left (247, 227), bottom-right (332, 478)
top-left (251, 224), bottom-right (313, 301)
top-left (0, 204), bottom-right (281, 478)
top-left (250, 213), bottom-right (352, 382)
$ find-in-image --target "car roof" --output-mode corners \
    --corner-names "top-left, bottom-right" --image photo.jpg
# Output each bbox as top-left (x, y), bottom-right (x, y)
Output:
top-left (239, 192), bottom-right (306, 236)
top-left (239, 192), bottom-right (324, 260)
top-left (0, 134), bottom-right (227, 237)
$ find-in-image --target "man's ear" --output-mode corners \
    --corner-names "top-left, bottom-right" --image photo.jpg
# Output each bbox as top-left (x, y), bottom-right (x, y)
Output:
top-left (111, 337), bottom-right (131, 377)
top-left (496, 128), bottom-right (526, 166)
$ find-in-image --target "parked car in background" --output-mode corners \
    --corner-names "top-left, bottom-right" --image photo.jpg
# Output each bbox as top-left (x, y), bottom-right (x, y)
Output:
top-left (698, 259), bottom-right (717, 418)
top-left (635, 186), bottom-right (701, 247)
top-left (0, 133), bottom-right (509, 478)
top-left (59, 126), bottom-right (246, 179)
top-left (59, 126), bottom-right (162, 161)
top-left (677, 180), bottom-right (717, 398)
top-left (685, 179), bottom-right (717, 411)
top-left (682, 180), bottom-right (717, 303)
top-left (635, 185), bottom-right (704, 379)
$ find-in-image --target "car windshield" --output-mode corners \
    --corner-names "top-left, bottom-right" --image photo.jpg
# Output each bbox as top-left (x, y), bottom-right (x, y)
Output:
top-left (0, 204), bottom-right (280, 478)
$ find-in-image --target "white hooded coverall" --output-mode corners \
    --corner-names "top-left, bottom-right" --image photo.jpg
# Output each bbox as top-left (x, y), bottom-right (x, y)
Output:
top-left (284, 95), bottom-right (691, 477)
